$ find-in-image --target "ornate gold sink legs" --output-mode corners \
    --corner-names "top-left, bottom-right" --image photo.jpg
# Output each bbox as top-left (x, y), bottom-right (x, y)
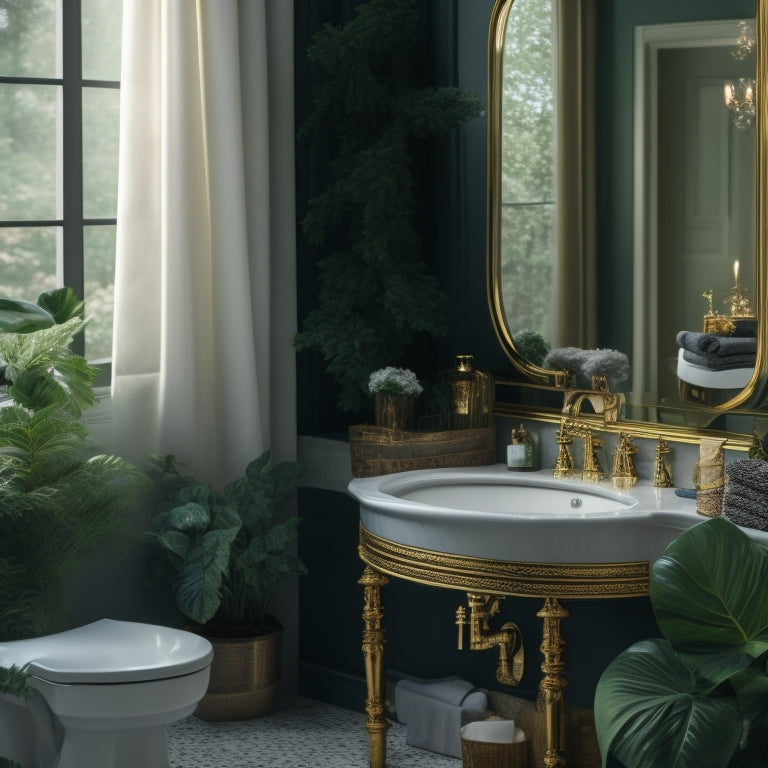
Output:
top-left (359, 566), bottom-right (389, 768)
top-left (537, 597), bottom-right (569, 768)
top-left (359, 563), bottom-right (571, 768)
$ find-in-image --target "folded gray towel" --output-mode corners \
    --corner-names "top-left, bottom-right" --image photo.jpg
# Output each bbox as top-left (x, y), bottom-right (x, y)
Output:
top-left (723, 459), bottom-right (768, 531)
top-left (395, 677), bottom-right (488, 758)
top-left (682, 349), bottom-right (756, 370)
top-left (726, 458), bottom-right (768, 492)
top-left (676, 331), bottom-right (757, 357)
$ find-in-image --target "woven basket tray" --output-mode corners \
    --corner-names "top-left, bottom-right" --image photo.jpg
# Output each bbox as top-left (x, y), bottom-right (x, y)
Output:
top-left (349, 424), bottom-right (495, 478)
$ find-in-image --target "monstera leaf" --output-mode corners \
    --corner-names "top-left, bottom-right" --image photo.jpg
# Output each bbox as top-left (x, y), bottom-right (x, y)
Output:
top-left (595, 518), bottom-right (768, 768)
top-left (652, 517), bottom-right (768, 685)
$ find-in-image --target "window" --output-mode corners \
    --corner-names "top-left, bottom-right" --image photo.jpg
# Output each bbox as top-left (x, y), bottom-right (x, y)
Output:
top-left (0, 0), bottom-right (122, 367)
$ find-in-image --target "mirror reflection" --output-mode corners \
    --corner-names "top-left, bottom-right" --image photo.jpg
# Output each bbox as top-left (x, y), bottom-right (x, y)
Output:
top-left (492, 0), bottom-right (760, 427)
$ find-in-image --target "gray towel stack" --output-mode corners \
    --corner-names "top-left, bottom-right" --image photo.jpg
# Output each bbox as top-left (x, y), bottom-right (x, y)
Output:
top-left (395, 677), bottom-right (488, 758)
top-left (676, 331), bottom-right (756, 371)
top-left (723, 459), bottom-right (768, 531)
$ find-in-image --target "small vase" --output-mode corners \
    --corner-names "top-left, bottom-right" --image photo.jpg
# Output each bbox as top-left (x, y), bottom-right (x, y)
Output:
top-left (374, 392), bottom-right (414, 431)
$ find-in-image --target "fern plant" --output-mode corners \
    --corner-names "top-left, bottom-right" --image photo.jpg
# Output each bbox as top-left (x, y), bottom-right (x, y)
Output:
top-left (0, 289), bottom-right (142, 641)
top-left (295, 0), bottom-right (483, 413)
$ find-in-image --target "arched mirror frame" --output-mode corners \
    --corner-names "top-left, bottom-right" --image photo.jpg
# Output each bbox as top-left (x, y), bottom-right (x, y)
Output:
top-left (487, 0), bottom-right (768, 447)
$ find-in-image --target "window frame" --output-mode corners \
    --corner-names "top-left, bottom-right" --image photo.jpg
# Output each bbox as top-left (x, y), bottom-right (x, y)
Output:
top-left (0, 1), bottom-right (119, 377)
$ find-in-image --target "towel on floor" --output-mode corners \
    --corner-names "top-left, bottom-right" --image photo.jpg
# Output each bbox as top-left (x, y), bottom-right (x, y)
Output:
top-left (395, 677), bottom-right (488, 758)
top-left (676, 331), bottom-right (757, 357)
top-left (723, 459), bottom-right (768, 531)
top-left (681, 349), bottom-right (756, 370)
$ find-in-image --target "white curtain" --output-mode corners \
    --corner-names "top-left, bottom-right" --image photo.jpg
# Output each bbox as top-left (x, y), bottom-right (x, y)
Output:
top-left (111, 0), bottom-right (296, 488)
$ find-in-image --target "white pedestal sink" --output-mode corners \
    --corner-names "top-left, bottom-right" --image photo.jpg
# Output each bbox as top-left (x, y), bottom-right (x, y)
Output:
top-left (348, 463), bottom-right (768, 768)
top-left (349, 464), bottom-right (703, 565)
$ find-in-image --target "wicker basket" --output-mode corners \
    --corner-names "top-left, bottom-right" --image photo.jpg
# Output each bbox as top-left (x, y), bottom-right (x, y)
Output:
top-left (460, 721), bottom-right (529, 768)
top-left (349, 424), bottom-right (495, 478)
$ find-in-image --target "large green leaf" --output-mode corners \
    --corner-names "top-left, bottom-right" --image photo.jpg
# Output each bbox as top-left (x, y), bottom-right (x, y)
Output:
top-left (0, 298), bottom-right (54, 334)
top-left (167, 502), bottom-right (211, 532)
top-left (36, 287), bottom-right (84, 325)
top-left (143, 531), bottom-right (191, 565)
top-left (651, 518), bottom-right (768, 685)
top-left (174, 524), bottom-right (240, 624)
top-left (595, 638), bottom-right (742, 768)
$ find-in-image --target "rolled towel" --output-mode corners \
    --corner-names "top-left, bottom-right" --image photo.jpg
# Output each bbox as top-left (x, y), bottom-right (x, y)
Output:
top-left (676, 331), bottom-right (757, 357)
top-left (681, 349), bottom-right (756, 370)
top-left (723, 459), bottom-right (768, 531)
top-left (395, 677), bottom-right (488, 758)
top-left (725, 458), bottom-right (768, 492)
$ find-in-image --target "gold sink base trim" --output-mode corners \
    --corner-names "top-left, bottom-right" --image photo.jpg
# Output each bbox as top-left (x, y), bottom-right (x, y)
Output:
top-left (358, 526), bottom-right (650, 768)
top-left (358, 524), bottom-right (650, 598)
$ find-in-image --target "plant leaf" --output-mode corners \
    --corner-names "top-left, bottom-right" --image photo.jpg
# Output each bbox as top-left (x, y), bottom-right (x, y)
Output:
top-left (594, 638), bottom-right (742, 768)
top-left (174, 524), bottom-right (240, 625)
top-left (36, 287), bottom-right (84, 324)
top-left (142, 530), bottom-right (191, 566)
top-left (0, 298), bottom-right (54, 334)
top-left (167, 502), bottom-right (211, 532)
top-left (651, 518), bottom-right (768, 685)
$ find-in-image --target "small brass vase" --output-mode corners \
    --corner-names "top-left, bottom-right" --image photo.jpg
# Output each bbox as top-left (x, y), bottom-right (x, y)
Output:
top-left (374, 392), bottom-right (414, 431)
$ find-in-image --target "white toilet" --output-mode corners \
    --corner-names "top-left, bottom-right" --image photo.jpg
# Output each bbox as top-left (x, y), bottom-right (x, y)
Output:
top-left (0, 619), bottom-right (213, 768)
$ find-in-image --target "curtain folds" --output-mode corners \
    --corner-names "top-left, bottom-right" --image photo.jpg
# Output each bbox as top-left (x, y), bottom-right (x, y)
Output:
top-left (553, 0), bottom-right (597, 349)
top-left (111, 0), bottom-right (296, 487)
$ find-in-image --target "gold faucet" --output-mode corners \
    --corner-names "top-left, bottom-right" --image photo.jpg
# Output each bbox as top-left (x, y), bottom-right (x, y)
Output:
top-left (611, 433), bottom-right (638, 489)
top-left (554, 418), bottom-right (604, 483)
top-left (456, 594), bottom-right (524, 686)
top-left (552, 422), bottom-right (575, 479)
top-left (561, 375), bottom-right (624, 424)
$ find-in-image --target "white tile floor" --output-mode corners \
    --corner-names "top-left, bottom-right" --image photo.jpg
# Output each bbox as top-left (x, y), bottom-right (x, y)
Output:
top-left (167, 695), bottom-right (460, 768)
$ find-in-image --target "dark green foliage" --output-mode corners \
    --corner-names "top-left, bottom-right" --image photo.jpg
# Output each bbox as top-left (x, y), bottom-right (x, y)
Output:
top-left (0, 288), bottom-right (96, 416)
top-left (512, 329), bottom-right (550, 367)
top-left (0, 407), bottom-right (141, 640)
top-left (144, 451), bottom-right (304, 636)
top-left (0, 664), bottom-right (29, 700)
top-left (594, 518), bottom-right (768, 768)
top-left (0, 287), bottom-right (143, 641)
top-left (295, 0), bottom-right (483, 413)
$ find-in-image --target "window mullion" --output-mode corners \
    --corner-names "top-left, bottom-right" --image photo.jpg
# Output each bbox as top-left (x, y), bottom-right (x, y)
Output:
top-left (61, 0), bottom-right (85, 356)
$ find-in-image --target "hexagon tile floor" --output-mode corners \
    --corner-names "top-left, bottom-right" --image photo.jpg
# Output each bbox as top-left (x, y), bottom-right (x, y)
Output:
top-left (167, 695), bottom-right (459, 768)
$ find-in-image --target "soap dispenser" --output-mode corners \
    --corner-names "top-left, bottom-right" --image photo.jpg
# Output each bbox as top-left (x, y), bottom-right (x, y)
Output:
top-left (507, 425), bottom-right (535, 470)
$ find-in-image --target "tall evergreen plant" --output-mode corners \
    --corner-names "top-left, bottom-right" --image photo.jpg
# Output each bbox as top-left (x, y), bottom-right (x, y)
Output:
top-left (295, 0), bottom-right (483, 413)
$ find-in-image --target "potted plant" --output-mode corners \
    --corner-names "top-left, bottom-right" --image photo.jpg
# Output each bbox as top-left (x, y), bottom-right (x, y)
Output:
top-left (0, 289), bottom-right (141, 641)
top-left (368, 366), bottom-right (423, 430)
top-left (594, 517), bottom-right (768, 767)
top-left (143, 450), bottom-right (304, 720)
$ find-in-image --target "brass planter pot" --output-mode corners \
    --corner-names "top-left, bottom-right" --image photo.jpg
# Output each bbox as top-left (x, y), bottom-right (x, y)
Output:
top-left (194, 627), bottom-right (283, 721)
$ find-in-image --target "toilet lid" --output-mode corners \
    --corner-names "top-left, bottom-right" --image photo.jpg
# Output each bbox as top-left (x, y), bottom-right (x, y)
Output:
top-left (0, 619), bottom-right (213, 684)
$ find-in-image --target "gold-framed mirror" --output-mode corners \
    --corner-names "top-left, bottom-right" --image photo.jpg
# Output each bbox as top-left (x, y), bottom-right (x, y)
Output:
top-left (488, 0), bottom-right (768, 446)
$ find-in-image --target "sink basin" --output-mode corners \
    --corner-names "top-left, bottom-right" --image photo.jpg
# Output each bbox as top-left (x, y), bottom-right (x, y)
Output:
top-left (398, 481), bottom-right (636, 516)
top-left (348, 465), bottom-right (702, 564)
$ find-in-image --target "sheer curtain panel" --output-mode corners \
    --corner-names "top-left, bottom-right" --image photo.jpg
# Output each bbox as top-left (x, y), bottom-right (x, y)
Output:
top-left (111, 1), bottom-right (296, 487)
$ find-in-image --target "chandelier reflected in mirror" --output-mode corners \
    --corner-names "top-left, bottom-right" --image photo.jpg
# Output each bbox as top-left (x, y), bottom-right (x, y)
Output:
top-left (724, 20), bottom-right (756, 131)
top-left (724, 77), bottom-right (756, 130)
